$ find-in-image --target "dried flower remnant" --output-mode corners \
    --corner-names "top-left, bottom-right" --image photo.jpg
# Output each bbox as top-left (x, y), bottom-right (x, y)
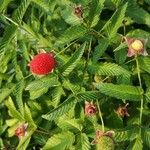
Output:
top-left (15, 123), bottom-right (28, 140)
top-left (116, 103), bottom-right (129, 117)
top-left (74, 5), bottom-right (83, 18)
top-left (85, 101), bottom-right (97, 116)
top-left (92, 130), bottom-right (115, 150)
top-left (124, 37), bottom-right (148, 57)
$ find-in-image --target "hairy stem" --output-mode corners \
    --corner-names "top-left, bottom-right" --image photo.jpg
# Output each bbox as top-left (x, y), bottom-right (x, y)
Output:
top-left (96, 100), bottom-right (105, 132)
top-left (135, 56), bottom-right (143, 125)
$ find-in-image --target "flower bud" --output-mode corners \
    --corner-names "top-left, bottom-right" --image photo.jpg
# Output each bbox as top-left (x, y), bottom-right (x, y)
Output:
top-left (85, 101), bottom-right (97, 116)
top-left (116, 103), bottom-right (129, 118)
top-left (124, 37), bottom-right (148, 57)
top-left (15, 123), bottom-right (28, 139)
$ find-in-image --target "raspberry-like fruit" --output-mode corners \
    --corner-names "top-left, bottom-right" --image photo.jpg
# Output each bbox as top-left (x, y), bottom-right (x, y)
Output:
top-left (29, 52), bottom-right (56, 75)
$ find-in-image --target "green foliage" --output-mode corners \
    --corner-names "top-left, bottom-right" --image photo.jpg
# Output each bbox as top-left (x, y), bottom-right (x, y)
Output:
top-left (42, 97), bottom-right (76, 121)
top-left (43, 131), bottom-right (75, 150)
top-left (25, 74), bottom-right (60, 99)
top-left (60, 42), bottom-right (86, 76)
top-left (95, 83), bottom-right (143, 101)
top-left (101, 3), bottom-right (128, 39)
top-left (55, 25), bottom-right (87, 47)
top-left (126, 0), bottom-right (150, 27)
top-left (88, 62), bottom-right (130, 77)
top-left (0, 0), bottom-right (150, 149)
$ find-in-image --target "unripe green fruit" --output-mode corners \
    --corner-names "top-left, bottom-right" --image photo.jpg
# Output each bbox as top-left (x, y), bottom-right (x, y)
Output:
top-left (96, 136), bottom-right (114, 150)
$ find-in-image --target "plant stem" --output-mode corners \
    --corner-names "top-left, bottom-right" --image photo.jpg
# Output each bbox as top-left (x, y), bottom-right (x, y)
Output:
top-left (96, 100), bottom-right (105, 132)
top-left (135, 56), bottom-right (143, 125)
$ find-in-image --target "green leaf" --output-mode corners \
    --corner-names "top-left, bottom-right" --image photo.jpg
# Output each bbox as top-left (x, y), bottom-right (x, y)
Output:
top-left (126, 0), bottom-right (150, 27)
top-left (52, 86), bottom-right (65, 107)
top-left (60, 42), bottom-right (86, 76)
top-left (42, 97), bottom-right (76, 121)
top-left (0, 84), bottom-right (15, 103)
top-left (57, 118), bottom-right (83, 131)
top-left (114, 127), bottom-right (139, 142)
top-left (12, 0), bottom-right (31, 24)
top-left (101, 3), bottom-right (128, 38)
top-left (127, 137), bottom-right (143, 150)
top-left (138, 56), bottom-right (150, 74)
top-left (142, 127), bottom-right (150, 147)
top-left (5, 97), bottom-right (25, 121)
top-left (76, 91), bottom-right (103, 101)
top-left (88, 0), bottom-right (105, 27)
top-left (92, 38), bottom-right (109, 63)
top-left (26, 74), bottom-right (60, 99)
top-left (88, 62), bottom-right (130, 77)
top-left (43, 131), bottom-right (75, 150)
top-left (14, 79), bottom-right (24, 114)
top-left (0, 0), bottom-right (11, 13)
top-left (76, 133), bottom-right (91, 150)
top-left (32, 0), bottom-right (55, 13)
top-left (24, 104), bottom-right (36, 127)
top-left (0, 24), bottom-right (17, 54)
top-left (95, 83), bottom-right (143, 101)
top-left (55, 25), bottom-right (87, 47)
top-left (22, 22), bottom-right (52, 47)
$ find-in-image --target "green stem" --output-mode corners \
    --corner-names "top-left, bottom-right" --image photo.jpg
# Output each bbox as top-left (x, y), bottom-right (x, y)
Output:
top-left (135, 56), bottom-right (143, 125)
top-left (96, 100), bottom-right (105, 132)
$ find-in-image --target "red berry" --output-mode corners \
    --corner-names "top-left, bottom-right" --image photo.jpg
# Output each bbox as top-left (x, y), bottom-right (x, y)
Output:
top-left (29, 52), bottom-right (56, 75)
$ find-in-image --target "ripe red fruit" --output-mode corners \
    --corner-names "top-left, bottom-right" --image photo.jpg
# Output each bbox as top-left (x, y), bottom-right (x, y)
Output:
top-left (29, 52), bottom-right (56, 75)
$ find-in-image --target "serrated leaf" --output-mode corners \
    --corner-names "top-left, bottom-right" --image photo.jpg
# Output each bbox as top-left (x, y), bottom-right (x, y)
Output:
top-left (0, 84), bottom-right (15, 103)
top-left (43, 131), bottom-right (75, 150)
top-left (55, 25), bottom-right (87, 46)
top-left (76, 133), bottom-right (91, 150)
top-left (88, 62), bottom-right (130, 77)
top-left (60, 42), bottom-right (86, 76)
top-left (76, 91), bottom-right (103, 101)
top-left (26, 74), bottom-right (60, 99)
top-left (0, 0), bottom-right (11, 13)
top-left (138, 56), bottom-right (150, 74)
top-left (88, 0), bottom-right (105, 27)
top-left (127, 1), bottom-right (150, 27)
top-left (142, 127), bottom-right (150, 147)
top-left (14, 79), bottom-right (24, 114)
top-left (5, 97), bottom-right (25, 121)
top-left (114, 127), bottom-right (139, 142)
top-left (95, 83), bottom-right (143, 101)
top-left (127, 137), bottom-right (143, 150)
top-left (42, 97), bottom-right (76, 121)
top-left (92, 38), bottom-right (109, 63)
top-left (0, 24), bottom-right (17, 54)
top-left (101, 3), bottom-right (128, 38)
top-left (52, 86), bottom-right (64, 107)
top-left (24, 104), bottom-right (36, 127)
top-left (57, 118), bottom-right (83, 131)
top-left (12, 0), bottom-right (31, 24)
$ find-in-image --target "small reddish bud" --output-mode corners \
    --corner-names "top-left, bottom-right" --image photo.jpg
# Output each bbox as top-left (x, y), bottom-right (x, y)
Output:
top-left (85, 101), bottom-right (97, 116)
top-left (124, 37), bottom-right (148, 57)
top-left (15, 123), bottom-right (28, 140)
top-left (74, 5), bottom-right (83, 18)
top-left (116, 103), bottom-right (129, 117)
top-left (29, 52), bottom-right (56, 75)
